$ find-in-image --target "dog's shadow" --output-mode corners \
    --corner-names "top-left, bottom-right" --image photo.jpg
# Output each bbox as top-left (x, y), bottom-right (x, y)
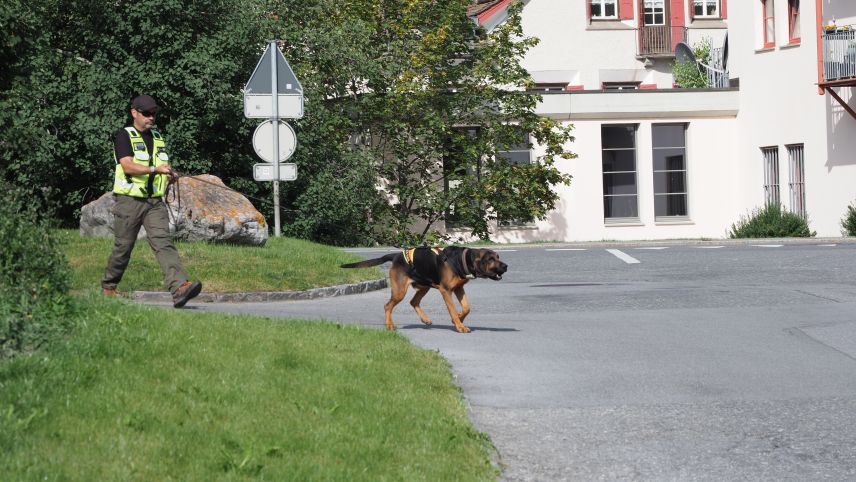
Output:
top-left (401, 324), bottom-right (519, 333)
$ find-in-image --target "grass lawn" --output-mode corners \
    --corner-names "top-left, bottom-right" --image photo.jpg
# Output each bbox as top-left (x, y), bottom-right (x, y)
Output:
top-left (0, 295), bottom-right (497, 480)
top-left (59, 230), bottom-right (383, 294)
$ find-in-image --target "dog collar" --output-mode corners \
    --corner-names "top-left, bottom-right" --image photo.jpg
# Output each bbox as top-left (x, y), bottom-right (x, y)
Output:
top-left (461, 249), bottom-right (475, 279)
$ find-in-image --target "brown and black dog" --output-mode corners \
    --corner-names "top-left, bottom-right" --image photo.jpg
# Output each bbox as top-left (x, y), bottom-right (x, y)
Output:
top-left (341, 246), bottom-right (508, 333)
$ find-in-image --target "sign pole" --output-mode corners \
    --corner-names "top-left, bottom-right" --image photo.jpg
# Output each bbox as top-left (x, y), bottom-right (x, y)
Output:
top-left (270, 40), bottom-right (281, 237)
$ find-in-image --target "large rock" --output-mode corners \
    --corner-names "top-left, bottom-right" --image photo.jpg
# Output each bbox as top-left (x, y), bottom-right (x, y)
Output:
top-left (79, 174), bottom-right (268, 246)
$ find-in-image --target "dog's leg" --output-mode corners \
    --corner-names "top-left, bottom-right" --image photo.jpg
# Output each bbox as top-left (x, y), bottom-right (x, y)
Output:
top-left (438, 287), bottom-right (471, 333)
top-left (384, 268), bottom-right (408, 330)
top-left (409, 286), bottom-right (433, 325)
top-left (453, 286), bottom-right (471, 322)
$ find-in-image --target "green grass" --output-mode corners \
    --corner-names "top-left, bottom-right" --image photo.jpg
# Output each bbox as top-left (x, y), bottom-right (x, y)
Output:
top-left (0, 295), bottom-right (497, 481)
top-left (59, 230), bottom-right (382, 293)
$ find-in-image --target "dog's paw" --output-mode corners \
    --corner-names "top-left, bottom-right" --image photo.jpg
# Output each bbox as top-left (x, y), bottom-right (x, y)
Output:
top-left (420, 318), bottom-right (433, 325)
top-left (455, 324), bottom-right (471, 334)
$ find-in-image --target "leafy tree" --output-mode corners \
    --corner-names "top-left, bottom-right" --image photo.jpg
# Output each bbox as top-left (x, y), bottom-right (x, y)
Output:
top-left (284, 0), bottom-right (576, 243)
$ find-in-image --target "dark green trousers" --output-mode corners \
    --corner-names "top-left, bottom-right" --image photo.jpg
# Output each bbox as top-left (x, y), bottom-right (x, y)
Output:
top-left (101, 195), bottom-right (188, 294)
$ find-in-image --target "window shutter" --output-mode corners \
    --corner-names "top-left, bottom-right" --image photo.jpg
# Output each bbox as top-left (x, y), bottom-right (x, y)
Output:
top-left (619, 0), bottom-right (634, 20)
top-left (689, 0), bottom-right (695, 22)
top-left (721, 0), bottom-right (727, 19)
top-left (587, 0), bottom-right (592, 22)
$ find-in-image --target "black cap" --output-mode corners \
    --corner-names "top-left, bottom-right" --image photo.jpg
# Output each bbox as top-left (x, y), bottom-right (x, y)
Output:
top-left (131, 95), bottom-right (160, 112)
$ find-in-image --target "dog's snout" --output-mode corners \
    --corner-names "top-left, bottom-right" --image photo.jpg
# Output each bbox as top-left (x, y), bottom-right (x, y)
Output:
top-left (497, 262), bottom-right (508, 274)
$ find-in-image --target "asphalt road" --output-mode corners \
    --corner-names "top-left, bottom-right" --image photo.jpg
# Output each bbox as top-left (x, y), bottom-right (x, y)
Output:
top-left (190, 241), bottom-right (856, 481)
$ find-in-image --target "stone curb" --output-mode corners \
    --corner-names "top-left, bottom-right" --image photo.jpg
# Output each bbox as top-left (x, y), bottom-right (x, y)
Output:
top-left (132, 279), bottom-right (388, 303)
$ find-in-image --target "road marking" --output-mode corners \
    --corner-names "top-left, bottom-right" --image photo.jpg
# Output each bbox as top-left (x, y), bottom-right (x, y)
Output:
top-left (752, 244), bottom-right (784, 248)
top-left (818, 244), bottom-right (837, 247)
top-left (494, 249), bottom-right (518, 252)
top-left (635, 247), bottom-right (669, 250)
top-left (696, 246), bottom-right (725, 249)
top-left (606, 249), bottom-right (640, 264)
top-left (545, 248), bottom-right (588, 251)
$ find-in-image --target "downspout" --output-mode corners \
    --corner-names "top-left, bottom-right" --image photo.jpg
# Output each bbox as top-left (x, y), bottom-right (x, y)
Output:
top-left (816, 0), bottom-right (824, 94)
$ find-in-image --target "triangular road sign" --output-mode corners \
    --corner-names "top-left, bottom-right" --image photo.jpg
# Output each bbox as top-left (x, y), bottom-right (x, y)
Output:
top-left (245, 42), bottom-right (303, 95)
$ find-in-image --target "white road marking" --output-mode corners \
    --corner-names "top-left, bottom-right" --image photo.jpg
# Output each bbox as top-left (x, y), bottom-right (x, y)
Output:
top-left (697, 246), bottom-right (725, 249)
top-left (545, 248), bottom-right (588, 251)
top-left (752, 244), bottom-right (784, 248)
top-left (494, 249), bottom-right (518, 252)
top-left (818, 244), bottom-right (837, 247)
top-left (606, 249), bottom-right (640, 264)
top-left (635, 247), bottom-right (669, 250)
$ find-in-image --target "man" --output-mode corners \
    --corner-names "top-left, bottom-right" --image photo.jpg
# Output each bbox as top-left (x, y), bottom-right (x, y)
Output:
top-left (101, 94), bottom-right (202, 308)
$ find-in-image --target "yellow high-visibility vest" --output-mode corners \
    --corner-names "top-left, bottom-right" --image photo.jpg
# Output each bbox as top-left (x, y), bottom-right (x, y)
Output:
top-left (112, 127), bottom-right (170, 198)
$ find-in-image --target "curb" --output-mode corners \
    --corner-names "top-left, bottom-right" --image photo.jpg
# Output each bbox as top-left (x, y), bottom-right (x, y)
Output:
top-left (132, 278), bottom-right (388, 303)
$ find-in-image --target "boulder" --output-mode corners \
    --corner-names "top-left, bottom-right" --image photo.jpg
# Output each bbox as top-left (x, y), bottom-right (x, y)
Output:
top-left (79, 174), bottom-right (268, 246)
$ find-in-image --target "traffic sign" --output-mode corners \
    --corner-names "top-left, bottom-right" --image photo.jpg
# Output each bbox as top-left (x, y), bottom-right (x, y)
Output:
top-left (252, 120), bottom-right (297, 163)
top-left (244, 42), bottom-right (303, 119)
top-left (254, 163), bottom-right (297, 182)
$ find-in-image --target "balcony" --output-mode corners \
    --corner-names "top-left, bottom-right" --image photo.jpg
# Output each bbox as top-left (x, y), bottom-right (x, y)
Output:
top-left (822, 28), bottom-right (856, 83)
top-left (636, 26), bottom-right (689, 58)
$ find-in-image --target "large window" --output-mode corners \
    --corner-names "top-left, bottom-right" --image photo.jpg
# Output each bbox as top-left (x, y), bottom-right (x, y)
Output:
top-left (652, 124), bottom-right (688, 218)
top-left (787, 144), bottom-right (806, 218)
top-left (762, 146), bottom-right (780, 205)
top-left (602, 125), bottom-right (638, 220)
top-left (497, 130), bottom-right (534, 226)
top-left (788, 0), bottom-right (800, 43)
top-left (762, 0), bottom-right (776, 48)
top-left (590, 0), bottom-right (617, 19)
top-left (444, 127), bottom-right (481, 229)
top-left (694, 0), bottom-right (720, 18)
top-left (644, 1), bottom-right (666, 25)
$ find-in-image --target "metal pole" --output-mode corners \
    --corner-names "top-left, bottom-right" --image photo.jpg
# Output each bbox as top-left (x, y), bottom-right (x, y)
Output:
top-left (270, 40), bottom-right (281, 237)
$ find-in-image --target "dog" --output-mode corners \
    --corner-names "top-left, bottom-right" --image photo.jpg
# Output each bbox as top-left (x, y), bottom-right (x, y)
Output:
top-left (340, 246), bottom-right (508, 333)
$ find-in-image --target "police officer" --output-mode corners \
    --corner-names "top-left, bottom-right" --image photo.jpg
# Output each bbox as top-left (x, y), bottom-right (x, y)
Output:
top-left (101, 94), bottom-right (202, 308)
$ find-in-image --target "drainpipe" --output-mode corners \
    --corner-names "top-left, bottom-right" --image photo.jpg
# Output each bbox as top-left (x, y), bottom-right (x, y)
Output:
top-left (816, 0), bottom-right (825, 94)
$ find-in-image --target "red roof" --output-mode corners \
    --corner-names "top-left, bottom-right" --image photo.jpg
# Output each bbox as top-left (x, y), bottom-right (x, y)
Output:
top-left (467, 0), bottom-right (505, 18)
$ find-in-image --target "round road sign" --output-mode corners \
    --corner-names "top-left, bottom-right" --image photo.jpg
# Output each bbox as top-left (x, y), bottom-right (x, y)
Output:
top-left (252, 120), bottom-right (297, 163)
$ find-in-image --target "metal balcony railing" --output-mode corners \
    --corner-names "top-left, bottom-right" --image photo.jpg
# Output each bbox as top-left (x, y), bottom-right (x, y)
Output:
top-left (822, 28), bottom-right (856, 81)
top-left (705, 46), bottom-right (729, 88)
top-left (637, 26), bottom-right (689, 57)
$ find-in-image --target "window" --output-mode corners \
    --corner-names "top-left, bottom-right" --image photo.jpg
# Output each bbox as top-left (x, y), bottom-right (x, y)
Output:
top-left (590, 0), bottom-right (617, 19)
top-left (788, 0), bottom-right (800, 43)
top-left (644, 0), bottom-right (666, 25)
top-left (787, 144), bottom-right (806, 218)
top-left (652, 124), bottom-right (688, 218)
top-left (527, 83), bottom-right (567, 93)
top-left (444, 127), bottom-right (481, 229)
top-left (693, 0), bottom-right (720, 18)
top-left (497, 130), bottom-right (534, 226)
top-left (762, 146), bottom-right (780, 205)
top-left (762, 0), bottom-right (776, 48)
top-left (603, 82), bottom-right (641, 90)
top-left (602, 125), bottom-right (638, 220)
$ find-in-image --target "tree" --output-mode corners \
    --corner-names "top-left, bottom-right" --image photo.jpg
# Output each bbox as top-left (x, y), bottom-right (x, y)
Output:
top-left (286, 0), bottom-right (576, 243)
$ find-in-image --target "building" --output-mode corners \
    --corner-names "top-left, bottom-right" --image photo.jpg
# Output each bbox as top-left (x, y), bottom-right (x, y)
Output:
top-left (465, 0), bottom-right (856, 242)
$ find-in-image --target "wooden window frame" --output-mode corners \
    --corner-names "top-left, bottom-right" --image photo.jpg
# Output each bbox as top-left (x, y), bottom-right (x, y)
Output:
top-left (590, 0), bottom-right (618, 20)
top-left (762, 0), bottom-right (776, 48)
top-left (787, 0), bottom-right (800, 44)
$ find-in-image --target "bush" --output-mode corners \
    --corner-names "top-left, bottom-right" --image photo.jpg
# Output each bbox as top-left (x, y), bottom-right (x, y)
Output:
top-left (729, 203), bottom-right (816, 238)
top-left (0, 186), bottom-right (76, 356)
top-left (673, 37), bottom-right (712, 88)
top-left (841, 202), bottom-right (856, 236)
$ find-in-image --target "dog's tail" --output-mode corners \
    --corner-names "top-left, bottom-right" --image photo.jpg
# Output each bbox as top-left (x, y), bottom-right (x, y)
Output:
top-left (340, 253), bottom-right (398, 269)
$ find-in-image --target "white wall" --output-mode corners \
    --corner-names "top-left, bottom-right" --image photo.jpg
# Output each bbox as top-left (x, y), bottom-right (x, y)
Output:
top-left (728, 0), bottom-right (856, 236)
top-left (494, 114), bottom-right (738, 243)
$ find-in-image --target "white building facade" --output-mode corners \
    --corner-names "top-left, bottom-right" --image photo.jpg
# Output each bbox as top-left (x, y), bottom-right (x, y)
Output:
top-left (464, 0), bottom-right (856, 242)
